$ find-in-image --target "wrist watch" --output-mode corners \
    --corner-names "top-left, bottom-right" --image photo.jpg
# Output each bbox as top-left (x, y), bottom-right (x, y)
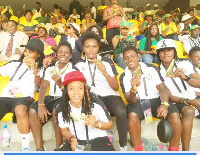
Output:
top-left (161, 102), bottom-right (170, 108)
top-left (184, 75), bottom-right (191, 81)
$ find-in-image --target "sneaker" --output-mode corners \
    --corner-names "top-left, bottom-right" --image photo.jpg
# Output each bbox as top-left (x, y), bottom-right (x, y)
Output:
top-left (120, 146), bottom-right (127, 151)
top-left (21, 148), bottom-right (31, 151)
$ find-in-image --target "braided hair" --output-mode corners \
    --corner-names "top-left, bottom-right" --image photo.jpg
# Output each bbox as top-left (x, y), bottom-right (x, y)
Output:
top-left (146, 24), bottom-right (161, 51)
top-left (61, 83), bottom-right (93, 123)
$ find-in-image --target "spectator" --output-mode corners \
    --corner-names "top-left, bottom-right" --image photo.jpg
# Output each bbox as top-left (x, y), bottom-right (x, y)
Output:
top-left (183, 25), bottom-right (200, 54)
top-left (0, 20), bottom-right (29, 62)
top-left (32, 2), bottom-right (42, 18)
top-left (81, 13), bottom-right (96, 34)
top-left (103, 0), bottom-right (124, 41)
top-left (69, 0), bottom-right (82, 17)
top-left (90, 2), bottom-right (96, 19)
top-left (35, 9), bottom-right (50, 24)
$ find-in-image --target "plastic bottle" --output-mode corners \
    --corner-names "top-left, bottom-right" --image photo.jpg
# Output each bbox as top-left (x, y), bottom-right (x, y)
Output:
top-left (141, 137), bottom-right (159, 151)
top-left (106, 130), bottom-right (114, 144)
top-left (1, 125), bottom-right (11, 151)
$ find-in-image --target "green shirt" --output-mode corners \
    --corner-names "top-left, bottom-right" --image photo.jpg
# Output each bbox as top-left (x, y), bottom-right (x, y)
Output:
top-left (115, 35), bottom-right (134, 54)
top-left (139, 36), bottom-right (163, 51)
top-left (36, 16), bottom-right (50, 24)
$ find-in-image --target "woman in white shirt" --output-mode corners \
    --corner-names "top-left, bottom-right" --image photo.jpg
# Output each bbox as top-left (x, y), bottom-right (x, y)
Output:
top-left (56, 71), bottom-right (115, 151)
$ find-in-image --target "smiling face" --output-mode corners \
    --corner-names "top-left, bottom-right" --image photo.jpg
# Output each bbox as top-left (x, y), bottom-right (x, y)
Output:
top-left (83, 38), bottom-right (99, 61)
top-left (24, 48), bottom-right (39, 61)
top-left (38, 27), bottom-right (47, 37)
top-left (7, 21), bottom-right (18, 34)
top-left (25, 12), bottom-right (32, 21)
top-left (56, 45), bottom-right (72, 65)
top-left (67, 81), bottom-right (84, 108)
top-left (123, 49), bottom-right (140, 70)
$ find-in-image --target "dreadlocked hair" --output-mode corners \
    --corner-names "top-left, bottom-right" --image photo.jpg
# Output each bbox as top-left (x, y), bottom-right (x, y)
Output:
top-left (61, 83), bottom-right (93, 123)
top-left (146, 24), bottom-right (161, 51)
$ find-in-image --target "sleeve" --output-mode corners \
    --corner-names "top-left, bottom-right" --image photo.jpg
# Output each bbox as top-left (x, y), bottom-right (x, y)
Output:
top-left (139, 37), bottom-right (146, 50)
top-left (182, 60), bottom-right (196, 76)
top-left (119, 72), bottom-right (127, 94)
top-left (182, 39), bottom-right (191, 54)
top-left (0, 62), bottom-right (13, 77)
top-left (93, 103), bottom-right (110, 123)
top-left (57, 112), bottom-right (69, 128)
top-left (43, 67), bottom-right (52, 82)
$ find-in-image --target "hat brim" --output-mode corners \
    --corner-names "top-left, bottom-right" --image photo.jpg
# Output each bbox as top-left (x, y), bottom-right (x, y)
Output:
top-left (24, 44), bottom-right (39, 52)
top-left (156, 47), bottom-right (175, 52)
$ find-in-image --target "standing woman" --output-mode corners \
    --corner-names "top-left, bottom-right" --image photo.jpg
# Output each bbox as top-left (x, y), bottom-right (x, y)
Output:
top-left (103, 0), bottom-right (125, 41)
top-left (139, 24), bottom-right (163, 64)
top-left (0, 39), bottom-right (45, 151)
top-left (56, 71), bottom-right (115, 151)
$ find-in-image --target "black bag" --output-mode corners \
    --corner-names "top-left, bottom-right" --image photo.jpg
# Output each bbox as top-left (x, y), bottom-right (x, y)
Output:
top-left (120, 38), bottom-right (137, 53)
top-left (157, 119), bottom-right (173, 143)
top-left (99, 40), bottom-right (114, 56)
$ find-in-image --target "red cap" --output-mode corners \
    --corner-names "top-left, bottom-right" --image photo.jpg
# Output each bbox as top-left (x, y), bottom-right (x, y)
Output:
top-left (62, 71), bottom-right (86, 86)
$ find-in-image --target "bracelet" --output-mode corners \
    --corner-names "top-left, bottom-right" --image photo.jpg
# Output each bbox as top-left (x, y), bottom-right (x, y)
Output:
top-left (38, 103), bottom-right (46, 106)
top-left (183, 99), bottom-right (190, 106)
top-left (184, 75), bottom-right (191, 81)
top-left (68, 135), bottom-right (75, 144)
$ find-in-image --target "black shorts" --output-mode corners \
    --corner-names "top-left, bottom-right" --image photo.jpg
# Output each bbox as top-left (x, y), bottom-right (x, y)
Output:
top-left (0, 97), bottom-right (34, 123)
top-left (29, 96), bottom-right (61, 113)
top-left (106, 27), bottom-right (120, 41)
top-left (57, 136), bottom-right (115, 151)
top-left (127, 98), bottom-right (179, 121)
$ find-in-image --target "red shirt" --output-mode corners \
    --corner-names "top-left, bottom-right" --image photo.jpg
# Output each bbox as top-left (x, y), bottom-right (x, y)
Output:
top-left (105, 6), bottom-right (123, 29)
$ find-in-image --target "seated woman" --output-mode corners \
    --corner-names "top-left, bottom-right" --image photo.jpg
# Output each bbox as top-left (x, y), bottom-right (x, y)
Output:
top-left (19, 10), bottom-right (39, 38)
top-left (0, 39), bottom-right (45, 151)
top-left (139, 24), bottom-right (163, 64)
top-left (80, 13), bottom-right (96, 34)
top-left (31, 23), bottom-right (57, 67)
top-left (56, 71), bottom-right (115, 151)
top-left (157, 39), bottom-right (200, 150)
top-left (112, 21), bottom-right (137, 69)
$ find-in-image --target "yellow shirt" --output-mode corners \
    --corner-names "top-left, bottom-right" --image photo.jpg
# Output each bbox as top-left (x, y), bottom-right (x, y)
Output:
top-left (159, 22), bottom-right (177, 35)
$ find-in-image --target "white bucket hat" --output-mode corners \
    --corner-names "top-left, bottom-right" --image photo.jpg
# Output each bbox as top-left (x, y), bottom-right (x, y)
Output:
top-left (181, 14), bottom-right (192, 22)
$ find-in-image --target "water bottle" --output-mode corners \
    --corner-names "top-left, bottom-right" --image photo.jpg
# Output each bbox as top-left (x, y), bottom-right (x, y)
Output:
top-left (142, 137), bottom-right (159, 151)
top-left (106, 130), bottom-right (114, 144)
top-left (1, 125), bottom-right (11, 151)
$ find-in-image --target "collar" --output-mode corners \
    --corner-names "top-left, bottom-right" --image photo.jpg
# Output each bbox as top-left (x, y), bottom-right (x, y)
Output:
top-left (124, 62), bottom-right (148, 78)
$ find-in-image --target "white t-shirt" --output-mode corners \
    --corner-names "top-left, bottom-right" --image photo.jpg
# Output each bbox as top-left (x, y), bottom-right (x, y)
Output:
top-left (0, 61), bottom-right (43, 97)
top-left (90, 6), bottom-right (97, 19)
top-left (76, 56), bottom-right (119, 97)
top-left (69, 14), bottom-right (80, 19)
top-left (43, 62), bottom-right (78, 97)
top-left (159, 60), bottom-right (196, 99)
top-left (120, 62), bottom-right (162, 100)
top-left (58, 102), bottom-right (110, 140)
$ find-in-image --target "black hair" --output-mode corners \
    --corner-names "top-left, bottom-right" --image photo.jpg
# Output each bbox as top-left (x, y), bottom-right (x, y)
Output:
top-left (57, 40), bottom-right (72, 54)
top-left (36, 2), bottom-right (41, 6)
top-left (189, 46), bottom-right (200, 57)
top-left (53, 4), bottom-right (59, 9)
top-left (187, 8), bottom-right (194, 14)
top-left (157, 47), bottom-right (178, 64)
top-left (90, 2), bottom-right (94, 6)
top-left (86, 24), bottom-right (103, 39)
top-left (3, 11), bottom-right (12, 20)
top-left (18, 50), bottom-right (45, 70)
top-left (146, 24), bottom-right (161, 51)
top-left (81, 32), bottom-right (101, 46)
top-left (122, 46), bottom-right (139, 57)
top-left (8, 20), bottom-right (18, 26)
top-left (61, 83), bottom-right (93, 123)
top-left (24, 10), bottom-right (33, 16)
